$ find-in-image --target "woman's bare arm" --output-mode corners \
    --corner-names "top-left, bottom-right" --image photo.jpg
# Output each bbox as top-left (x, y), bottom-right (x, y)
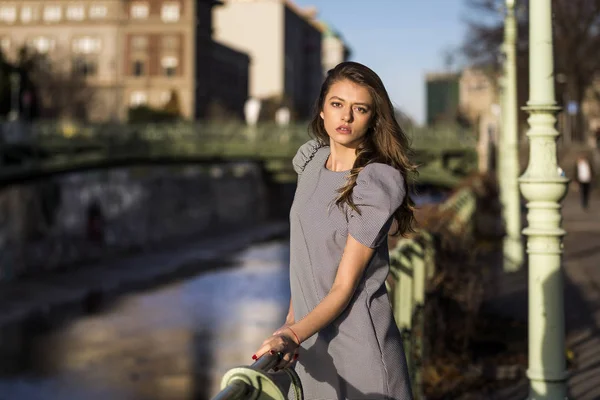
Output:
top-left (287, 234), bottom-right (373, 342)
top-left (254, 234), bottom-right (374, 361)
top-left (286, 298), bottom-right (295, 325)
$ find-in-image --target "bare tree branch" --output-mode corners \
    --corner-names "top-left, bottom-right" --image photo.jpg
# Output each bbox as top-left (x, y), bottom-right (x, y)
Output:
top-left (462, 0), bottom-right (600, 141)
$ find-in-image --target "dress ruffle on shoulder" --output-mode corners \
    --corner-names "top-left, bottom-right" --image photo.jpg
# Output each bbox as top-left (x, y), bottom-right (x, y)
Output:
top-left (348, 163), bottom-right (406, 248)
top-left (292, 139), bottom-right (324, 175)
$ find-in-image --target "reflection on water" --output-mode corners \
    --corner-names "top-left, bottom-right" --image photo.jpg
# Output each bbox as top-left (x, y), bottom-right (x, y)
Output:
top-left (0, 240), bottom-right (290, 400)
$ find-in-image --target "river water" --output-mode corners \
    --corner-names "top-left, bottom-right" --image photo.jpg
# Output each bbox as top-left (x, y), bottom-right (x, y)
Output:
top-left (0, 186), bottom-right (448, 400)
top-left (0, 240), bottom-right (291, 400)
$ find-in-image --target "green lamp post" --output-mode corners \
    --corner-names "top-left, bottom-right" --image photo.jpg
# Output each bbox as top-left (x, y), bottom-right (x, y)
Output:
top-left (519, 0), bottom-right (570, 398)
top-left (500, 0), bottom-right (523, 271)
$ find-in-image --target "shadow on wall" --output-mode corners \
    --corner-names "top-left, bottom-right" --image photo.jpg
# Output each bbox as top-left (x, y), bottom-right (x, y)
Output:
top-left (0, 163), bottom-right (270, 282)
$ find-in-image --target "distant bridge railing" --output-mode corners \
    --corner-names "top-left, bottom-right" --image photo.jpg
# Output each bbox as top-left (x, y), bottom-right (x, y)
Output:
top-left (0, 121), bottom-right (478, 186)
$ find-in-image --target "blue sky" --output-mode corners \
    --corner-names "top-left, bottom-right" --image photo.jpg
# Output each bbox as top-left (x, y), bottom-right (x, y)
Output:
top-left (293, 0), bottom-right (470, 125)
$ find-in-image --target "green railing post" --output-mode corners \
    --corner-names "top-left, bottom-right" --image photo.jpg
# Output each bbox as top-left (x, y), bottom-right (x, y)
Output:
top-left (389, 232), bottom-right (435, 400)
top-left (412, 243), bottom-right (426, 306)
top-left (395, 246), bottom-right (415, 331)
top-left (501, 0), bottom-right (524, 271)
top-left (519, 0), bottom-right (570, 398)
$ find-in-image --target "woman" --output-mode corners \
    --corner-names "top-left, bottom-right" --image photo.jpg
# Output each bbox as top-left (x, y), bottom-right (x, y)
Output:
top-left (253, 62), bottom-right (416, 400)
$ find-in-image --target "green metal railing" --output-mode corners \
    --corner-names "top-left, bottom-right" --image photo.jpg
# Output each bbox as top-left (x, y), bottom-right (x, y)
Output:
top-left (436, 186), bottom-right (478, 237)
top-left (387, 183), bottom-right (479, 398)
top-left (388, 231), bottom-right (435, 400)
top-left (212, 353), bottom-right (303, 400)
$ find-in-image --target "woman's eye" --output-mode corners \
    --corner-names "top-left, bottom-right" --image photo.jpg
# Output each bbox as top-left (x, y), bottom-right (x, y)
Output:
top-left (331, 102), bottom-right (342, 107)
top-left (355, 107), bottom-right (367, 114)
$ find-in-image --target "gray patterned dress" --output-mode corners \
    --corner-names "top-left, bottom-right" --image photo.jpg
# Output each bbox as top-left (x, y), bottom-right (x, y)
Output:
top-left (289, 140), bottom-right (413, 400)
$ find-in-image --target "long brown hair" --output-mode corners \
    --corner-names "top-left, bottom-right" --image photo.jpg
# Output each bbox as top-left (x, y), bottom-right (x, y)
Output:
top-left (309, 61), bottom-right (417, 237)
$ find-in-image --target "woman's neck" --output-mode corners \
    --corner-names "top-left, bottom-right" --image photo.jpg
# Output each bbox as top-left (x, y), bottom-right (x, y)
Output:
top-left (327, 141), bottom-right (356, 172)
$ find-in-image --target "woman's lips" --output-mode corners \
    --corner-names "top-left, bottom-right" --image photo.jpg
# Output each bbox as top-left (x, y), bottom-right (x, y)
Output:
top-left (336, 125), bottom-right (352, 134)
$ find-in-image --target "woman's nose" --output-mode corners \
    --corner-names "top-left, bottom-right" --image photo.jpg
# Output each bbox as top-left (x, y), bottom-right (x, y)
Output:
top-left (342, 110), bottom-right (352, 122)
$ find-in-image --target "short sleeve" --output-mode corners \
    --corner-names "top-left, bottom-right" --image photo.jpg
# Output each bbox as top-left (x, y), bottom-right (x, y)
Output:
top-left (348, 163), bottom-right (406, 248)
top-left (292, 140), bottom-right (323, 176)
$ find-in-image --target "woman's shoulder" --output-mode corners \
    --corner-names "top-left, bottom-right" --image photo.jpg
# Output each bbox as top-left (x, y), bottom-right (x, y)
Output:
top-left (292, 139), bottom-right (327, 175)
top-left (357, 163), bottom-right (404, 187)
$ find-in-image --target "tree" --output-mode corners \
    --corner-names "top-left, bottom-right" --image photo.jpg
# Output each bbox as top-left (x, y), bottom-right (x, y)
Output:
top-left (258, 95), bottom-right (296, 122)
top-left (0, 48), bottom-right (42, 120)
top-left (27, 49), bottom-right (97, 121)
top-left (127, 90), bottom-right (183, 123)
top-left (163, 89), bottom-right (181, 117)
top-left (461, 0), bottom-right (600, 142)
top-left (0, 47), bottom-right (98, 121)
top-left (128, 105), bottom-right (179, 123)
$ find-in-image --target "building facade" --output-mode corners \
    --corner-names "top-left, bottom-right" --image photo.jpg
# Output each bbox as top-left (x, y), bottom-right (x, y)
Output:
top-left (0, 0), bottom-right (249, 122)
top-left (458, 68), bottom-right (500, 172)
top-left (425, 72), bottom-right (460, 126)
top-left (426, 68), bottom-right (500, 172)
top-left (316, 21), bottom-right (351, 76)
top-left (213, 0), bottom-right (323, 120)
top-left (0, 1), bottom-right (124, 120)
top-left (121, 0), bottom-right (198, 120)
top-left (209, 41), bottom-right (250, 120)
top-left (580, 77), bottom-right (600, 147)
top-left (458, 68), bottom-right (498, 127)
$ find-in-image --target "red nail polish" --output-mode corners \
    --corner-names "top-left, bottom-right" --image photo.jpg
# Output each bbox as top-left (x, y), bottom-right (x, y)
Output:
top-left (252, 354), bottom-right (257, 360)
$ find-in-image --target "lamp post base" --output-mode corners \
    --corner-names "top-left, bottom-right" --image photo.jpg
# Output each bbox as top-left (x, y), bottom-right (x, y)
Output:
top-left (528, 378), bottom-right (569, 400)
top-left (503, 235), bottom-right (524, 272)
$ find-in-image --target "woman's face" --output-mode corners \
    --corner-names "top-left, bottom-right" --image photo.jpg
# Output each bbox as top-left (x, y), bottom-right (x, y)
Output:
top-left (320, 79), bottom-right (373, 148)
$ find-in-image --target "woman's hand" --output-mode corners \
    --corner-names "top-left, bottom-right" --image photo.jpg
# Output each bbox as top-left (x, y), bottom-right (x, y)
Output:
top-left (252, 328), bottom-right (300, 370)
top-left (272, 321), bottom-right (293, 337)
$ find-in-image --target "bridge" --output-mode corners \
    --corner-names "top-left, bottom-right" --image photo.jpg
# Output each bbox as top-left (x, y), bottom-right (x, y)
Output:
top-left (0, 120), bottom-right (476, 188)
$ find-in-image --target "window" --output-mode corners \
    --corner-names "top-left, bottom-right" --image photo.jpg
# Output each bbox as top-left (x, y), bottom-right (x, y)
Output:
top-left (132, 60), bottom-right (145, 76)
top-left (161, 35), bottom-right (179, 49)
top-left (21, 6), bottom-right (34, 23)
top-left (130, 2), bottom-right (149, 19)
top-left (66, 5), bottom-right (85, 21)
top-left (73, 57), bottom-right (98, 77)
top-left (130, 91), bottom-right (147, 106)
top-left (43, 5), bottom-right (62, 22)
top-left (89, 5), bottom-right (108, 19)
top-left (0, 6), bottom-right (16, 23)
top-left (131, 35), bottom-right (148, 51)
top-left (161, 56), bottom-right (178, 77)
top-left (28, 36), bottom-right (56, 54)
top-left (161, 2), bottom-right (180, 22)
top-left (72, 37), bottom-right (101, 54)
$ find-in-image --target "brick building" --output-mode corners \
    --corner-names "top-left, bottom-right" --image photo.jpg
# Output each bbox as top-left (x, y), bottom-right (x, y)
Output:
top-left (0, 0), bottom-right (249, 121)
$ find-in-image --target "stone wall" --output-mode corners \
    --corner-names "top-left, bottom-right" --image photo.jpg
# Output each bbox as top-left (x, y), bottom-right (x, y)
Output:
top-left (0, 163), bottom-right (268, 282)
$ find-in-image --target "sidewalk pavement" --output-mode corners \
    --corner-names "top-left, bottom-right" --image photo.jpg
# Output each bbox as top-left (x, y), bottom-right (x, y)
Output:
top-left (482, 185), bottom-right (600, 399)
top-left (0, 221), bottom-right (289, 329)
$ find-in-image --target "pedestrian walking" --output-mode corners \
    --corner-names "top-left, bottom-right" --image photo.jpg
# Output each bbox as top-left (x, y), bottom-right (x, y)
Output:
top-left (252, 62), bottom-right (415, 399)
top-left (574, 154), bottom-right (593, 210)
